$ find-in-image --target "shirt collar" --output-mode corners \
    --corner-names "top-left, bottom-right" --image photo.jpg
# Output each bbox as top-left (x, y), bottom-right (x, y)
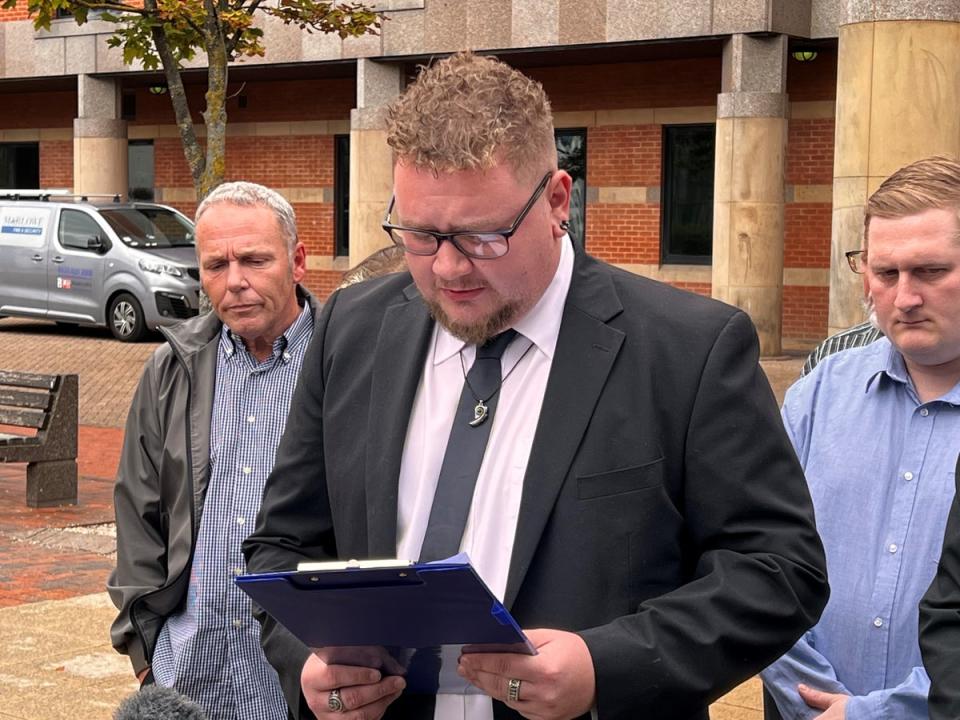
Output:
top-left (433, 234), bottom-right (575, 364)
top-left (863, 337), bottom-right (960, 404)
top-left (219, 300), bottom-right (313, 366)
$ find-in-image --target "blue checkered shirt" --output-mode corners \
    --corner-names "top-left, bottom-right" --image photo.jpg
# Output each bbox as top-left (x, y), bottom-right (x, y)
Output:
top-left (152, 303), bottom-right (314, 720)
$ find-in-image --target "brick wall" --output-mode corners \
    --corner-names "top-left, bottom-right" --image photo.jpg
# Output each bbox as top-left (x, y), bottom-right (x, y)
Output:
top-left (39, 140), bottom-right (72, 187)
top-left (0, 92), bottom-right (76, 129)
top-left (783, 115), bottom-right (835, 341)
top-left (128, 78), bottom-right (354, 125)
top-left (783, 285), bottom-right (830, 341)
top-left (536, 57), bottom-right (721, 112)
top-left (155, 134), bottom-right (339, 299)
top-left (0, 5), bottom-right (31, 21)
top-left (304, 270), bottom-right (347, 300)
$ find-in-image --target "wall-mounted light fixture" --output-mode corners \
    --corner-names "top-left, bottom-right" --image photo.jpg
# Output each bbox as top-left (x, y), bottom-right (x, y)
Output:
top-left (147, 84), bottom-right (168, 95)
top-left (791, 49), bottom-right (818, 63)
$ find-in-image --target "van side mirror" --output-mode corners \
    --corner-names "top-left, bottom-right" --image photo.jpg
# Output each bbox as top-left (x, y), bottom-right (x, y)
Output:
top-left (86, 235), bottom-right (111, 253)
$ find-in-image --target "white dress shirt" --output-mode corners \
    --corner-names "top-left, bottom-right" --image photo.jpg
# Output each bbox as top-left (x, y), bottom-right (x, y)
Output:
top-left (396, 236), bottom-right (574, 720)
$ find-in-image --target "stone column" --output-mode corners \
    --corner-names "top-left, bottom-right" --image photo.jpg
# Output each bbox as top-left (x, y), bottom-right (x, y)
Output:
top-left (712, 34), bottom-right (789, 356)
top-left (350, 58), bottom-right (402, 267)
top-left (73, 75), bottom-right (127, 197)
top-left (829, 3), bottom-right (960, 335)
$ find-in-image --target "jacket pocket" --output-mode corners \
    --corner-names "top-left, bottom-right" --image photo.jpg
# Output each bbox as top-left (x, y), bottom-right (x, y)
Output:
top-left (577, 458), bottom-right (665, 499)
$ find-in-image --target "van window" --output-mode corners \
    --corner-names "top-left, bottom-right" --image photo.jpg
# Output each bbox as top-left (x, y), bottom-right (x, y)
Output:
top-left (59, 210), bottom-right (103, 250)
top-left (98, 207), bottom-right (194, 248)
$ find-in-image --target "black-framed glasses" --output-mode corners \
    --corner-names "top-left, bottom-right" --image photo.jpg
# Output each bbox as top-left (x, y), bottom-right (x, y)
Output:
top-left (846, 250), bottom-right (866, 274)
top-left (381, 172), bottom-right (553, 260)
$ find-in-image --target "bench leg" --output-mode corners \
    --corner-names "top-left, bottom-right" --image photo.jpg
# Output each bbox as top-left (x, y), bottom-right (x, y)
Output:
top-left (26, 460), bottom-right (78, 508)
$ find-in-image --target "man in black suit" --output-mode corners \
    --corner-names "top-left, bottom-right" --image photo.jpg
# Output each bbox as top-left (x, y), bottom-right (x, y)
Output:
top-left (921, 455), bottom-right (960, 719)
top-left (243, 51), bottom-right (828, 720)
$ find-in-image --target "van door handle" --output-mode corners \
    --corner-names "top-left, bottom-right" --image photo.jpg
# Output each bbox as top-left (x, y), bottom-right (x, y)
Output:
top-left (31, 254), bottom-right (43, 262)
top-left (51, 256), bottom-right (65, 264)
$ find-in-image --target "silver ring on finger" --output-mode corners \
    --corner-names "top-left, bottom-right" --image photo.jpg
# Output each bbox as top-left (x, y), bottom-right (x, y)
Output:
top-left (328, 688), bottom-right (346, 713)
top-left (507, 677), bottom-right (522, 703)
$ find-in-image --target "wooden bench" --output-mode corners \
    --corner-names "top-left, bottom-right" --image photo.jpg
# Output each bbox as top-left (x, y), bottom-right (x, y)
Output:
top-left (0, 370), bottom-right (78, 507)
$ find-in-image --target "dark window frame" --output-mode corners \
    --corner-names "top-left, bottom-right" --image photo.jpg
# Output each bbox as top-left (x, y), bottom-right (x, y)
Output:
top-left (0, 142), bottom-right (40, 189)
top-left (334, 134), bottom-right (350, 258)
top-left (128, 139), bottom-right (155, 201)
top-left (554, 127), bottom-right (587, 250)
top-left (660, 123), bottom-right (715, 266)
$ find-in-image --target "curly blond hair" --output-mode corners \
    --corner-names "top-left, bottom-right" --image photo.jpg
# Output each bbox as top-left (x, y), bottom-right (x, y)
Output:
top-left (386, 52), bottom-right (556, 178)
top-left (866, 155), bottom-right (960, 247)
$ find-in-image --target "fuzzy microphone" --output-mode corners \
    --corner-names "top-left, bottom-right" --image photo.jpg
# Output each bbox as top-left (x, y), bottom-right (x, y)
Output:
top-left (113, 685), bottom-right (208, 720)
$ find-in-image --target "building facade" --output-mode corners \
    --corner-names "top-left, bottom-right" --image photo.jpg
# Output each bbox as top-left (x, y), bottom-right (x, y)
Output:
top-left (3, 0), bottom-right (960, 353)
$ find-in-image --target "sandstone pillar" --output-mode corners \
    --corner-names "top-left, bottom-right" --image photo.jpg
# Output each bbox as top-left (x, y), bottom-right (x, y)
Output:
top-left (73, 75), bottom-right (127, 198)
top-left (712, 34), bottom-right (788, 355)
top-left (350, 59), bottom-right (402, 266)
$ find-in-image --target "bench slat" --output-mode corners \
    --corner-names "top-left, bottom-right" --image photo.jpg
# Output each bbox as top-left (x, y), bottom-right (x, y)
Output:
top-left (0, 389), bottom-right (50, 409)
top-left (0, 371), bottom-right (57, 390)
top-left (0, 407), bottom-right (46, 428)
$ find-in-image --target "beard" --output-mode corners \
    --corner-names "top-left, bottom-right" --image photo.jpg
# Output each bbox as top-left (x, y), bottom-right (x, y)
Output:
top-left (424, 296), bottom-right (520, 345)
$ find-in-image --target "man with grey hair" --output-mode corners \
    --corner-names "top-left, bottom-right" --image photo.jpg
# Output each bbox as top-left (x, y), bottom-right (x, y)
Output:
top-left (108, 181), bottom-right (320, 719)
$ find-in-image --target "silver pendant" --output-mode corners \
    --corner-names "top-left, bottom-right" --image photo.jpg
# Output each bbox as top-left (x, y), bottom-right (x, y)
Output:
top-left (469, 400), bottom-right (488, 427)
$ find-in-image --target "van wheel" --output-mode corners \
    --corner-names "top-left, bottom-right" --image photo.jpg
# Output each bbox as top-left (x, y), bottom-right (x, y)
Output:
top-left (108, 293), bottom-right (146, 342)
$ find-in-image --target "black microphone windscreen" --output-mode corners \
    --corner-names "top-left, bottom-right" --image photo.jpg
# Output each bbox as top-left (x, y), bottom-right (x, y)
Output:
top-left (113, 685), bottom-right (208, 720)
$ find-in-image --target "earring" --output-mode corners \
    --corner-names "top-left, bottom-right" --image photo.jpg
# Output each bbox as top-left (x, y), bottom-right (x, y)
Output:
top-left (559, 220), bottom-right (570, 231)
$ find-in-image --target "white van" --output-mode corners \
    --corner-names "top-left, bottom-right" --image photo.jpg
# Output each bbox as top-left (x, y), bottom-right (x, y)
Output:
top-left (0, 191), bottom-right (200, 341)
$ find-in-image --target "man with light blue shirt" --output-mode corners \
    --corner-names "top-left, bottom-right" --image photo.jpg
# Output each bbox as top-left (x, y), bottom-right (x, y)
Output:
top-left (108, 181), bottom-right (319, 719)
top-left (762, 155), bottom-right (960, 719)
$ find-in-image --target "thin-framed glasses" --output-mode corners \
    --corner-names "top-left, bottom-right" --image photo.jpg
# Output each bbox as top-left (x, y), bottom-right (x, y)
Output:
top-left (846, 250), bottom-right (866, 274)
top-left (381, 172), bottom-right (553, 260)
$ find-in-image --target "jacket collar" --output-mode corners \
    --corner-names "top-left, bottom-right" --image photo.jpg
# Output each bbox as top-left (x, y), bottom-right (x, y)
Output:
top-left (364, 254), bottom-right (627, 608)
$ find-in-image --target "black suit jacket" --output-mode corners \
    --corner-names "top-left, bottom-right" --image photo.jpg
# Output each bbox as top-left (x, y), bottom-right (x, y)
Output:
top-left (920, 454), bottom-right (960, 720)
top-left (244, 252), bottom-right (828, 720)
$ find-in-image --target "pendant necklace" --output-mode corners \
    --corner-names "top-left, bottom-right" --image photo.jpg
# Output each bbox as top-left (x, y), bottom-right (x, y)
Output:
top-left (459, 339), bottom-right (536, 427)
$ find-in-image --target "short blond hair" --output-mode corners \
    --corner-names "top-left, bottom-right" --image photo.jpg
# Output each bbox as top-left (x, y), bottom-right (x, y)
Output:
top-left (386, 52), bottom-right (556, 178)
top-left (865, 155), bottom-right (960, 247)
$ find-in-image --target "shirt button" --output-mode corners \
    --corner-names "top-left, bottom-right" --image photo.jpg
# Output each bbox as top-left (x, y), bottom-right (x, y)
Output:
top-left (232, 618), bottom-right (243, 628)
top-left (920, 408), bottom-right (929, 417)
top-left (237, 517), bottom-right (245, 525)
top-left (873, 617), bottom-right (883, 628)
top-left (888, 543), bottom-right (898, 553)
top-left (282, 352), bottom-right (291, 362)
top-left (903, 471), bottom-right (914, 481)
top-left (247, 415), bottom-right (255, 423)
top-left (242, 466), bottom-right (251, 475)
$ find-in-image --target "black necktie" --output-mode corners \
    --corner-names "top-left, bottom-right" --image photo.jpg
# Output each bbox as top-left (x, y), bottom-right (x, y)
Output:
top-left (419, 330), bottom-right (518, 562)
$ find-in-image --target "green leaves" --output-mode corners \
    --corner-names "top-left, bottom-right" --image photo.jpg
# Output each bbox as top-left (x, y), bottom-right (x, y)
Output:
top-left (265, 1), bottom-right (381, 40)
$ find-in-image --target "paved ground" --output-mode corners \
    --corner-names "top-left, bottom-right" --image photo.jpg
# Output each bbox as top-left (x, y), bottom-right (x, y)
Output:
top-left (0, 315), bottom-right (810, 720)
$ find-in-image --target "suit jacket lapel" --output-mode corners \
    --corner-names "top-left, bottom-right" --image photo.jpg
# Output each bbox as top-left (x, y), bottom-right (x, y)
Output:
top-left (365, 283), bottom-right (433, 557)
top-left (504, 256), bottom-right (625, 609)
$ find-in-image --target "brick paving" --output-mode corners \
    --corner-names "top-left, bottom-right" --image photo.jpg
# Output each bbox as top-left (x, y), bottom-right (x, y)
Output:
top-left (0, 316), bottom-right (809, 719)
top-left (0, 317), bottom-right (160, 428)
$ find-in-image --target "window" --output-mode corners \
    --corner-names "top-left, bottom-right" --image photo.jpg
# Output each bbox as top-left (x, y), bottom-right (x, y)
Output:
top-left (0, 143), bottom-right (40, 189)
top-left (128, 140), bottom-right (155, 200)
top-left (555, 129), bottom-right (586, 249)
top-left (58, 210), bottom-right (103, 251)
top-left (661, 124), bottom-right (715, 265)
top-left (334, 134), bottom-right (350, 257)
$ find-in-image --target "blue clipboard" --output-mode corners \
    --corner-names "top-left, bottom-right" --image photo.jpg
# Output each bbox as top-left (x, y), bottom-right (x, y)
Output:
top-left (235, 557), bottom-right (535, 694)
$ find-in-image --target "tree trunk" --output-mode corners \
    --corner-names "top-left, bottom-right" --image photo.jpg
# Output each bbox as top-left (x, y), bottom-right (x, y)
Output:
top-left (199, 0), bottom-right (229, 200)
top-left (145, 0), bottom-right (206, 198)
